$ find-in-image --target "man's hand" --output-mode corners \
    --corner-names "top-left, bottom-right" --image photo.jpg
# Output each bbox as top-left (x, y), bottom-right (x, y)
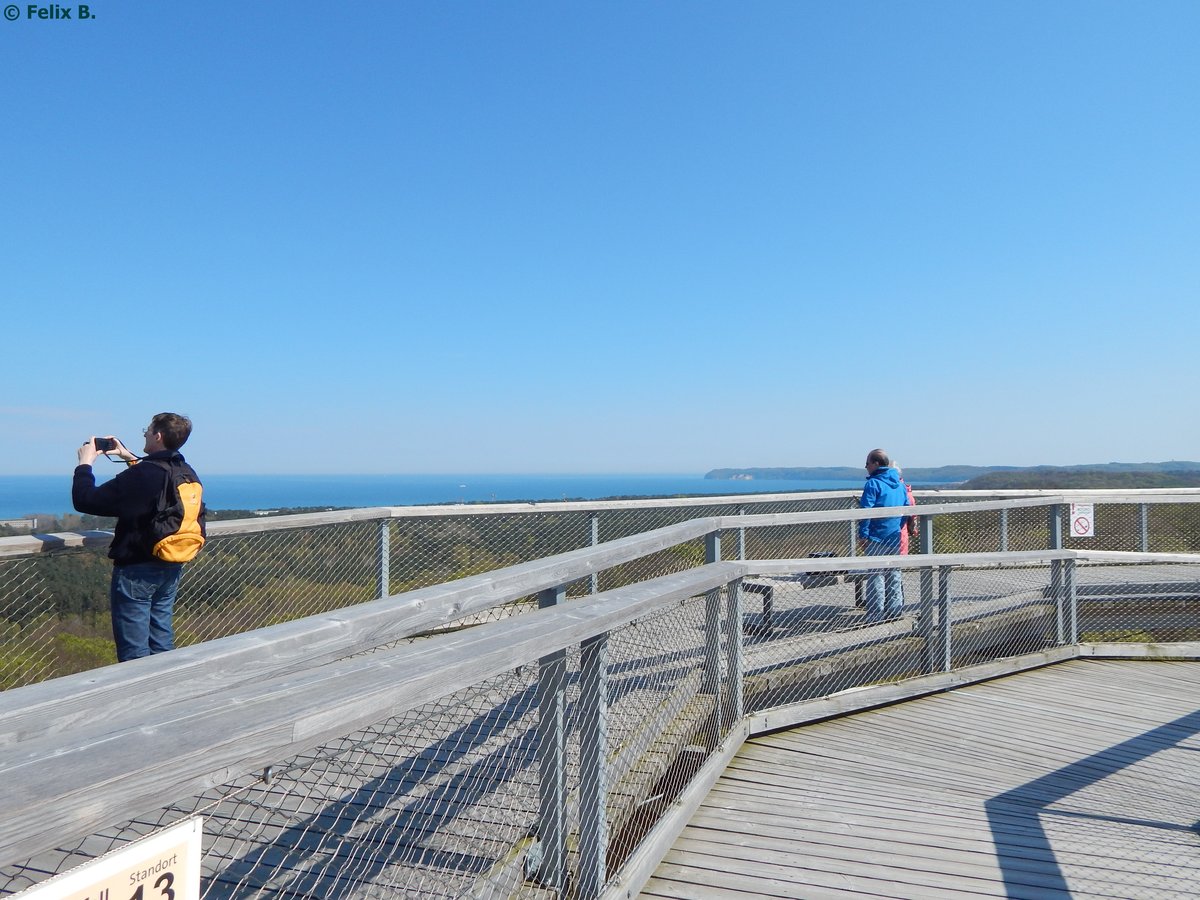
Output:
top-left (77, 439), bottom-right (99, 467)
top-left (857, 538), bottom-right (868, 554)
top-left (108, 436), bottom-right (137, 463)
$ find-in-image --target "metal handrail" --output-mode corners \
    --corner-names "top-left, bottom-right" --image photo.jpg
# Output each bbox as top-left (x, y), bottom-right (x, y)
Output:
top-left (4, 487), bottom-right (1199, 558)
top-left (2, 544), bottom-right (1197, 872)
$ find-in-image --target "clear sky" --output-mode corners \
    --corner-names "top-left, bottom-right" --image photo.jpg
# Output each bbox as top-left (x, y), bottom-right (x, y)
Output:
top-left (4, 1), bottom-right (1197, 475)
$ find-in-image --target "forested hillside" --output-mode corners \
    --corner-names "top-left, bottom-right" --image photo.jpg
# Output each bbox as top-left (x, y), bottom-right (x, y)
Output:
top-left (960, 470), bottom-right (1200, 489)
top-left (707, 461), bottom-right (1200, 485)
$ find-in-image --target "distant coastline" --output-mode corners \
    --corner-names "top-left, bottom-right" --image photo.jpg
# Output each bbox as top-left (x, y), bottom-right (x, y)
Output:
top-left (706, 465), bottom-right (1001, 482)
top-left (7, 463), bottom-right (1200, 524)
top-left (706, 461), bottom-right (1200, 490)
top-left (0, 472), bottom-right (866, 521)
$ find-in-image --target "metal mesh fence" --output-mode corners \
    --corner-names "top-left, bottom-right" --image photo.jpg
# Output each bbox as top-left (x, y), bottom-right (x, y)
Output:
top-left (739, 517), bottom-right (856, 561)
top-left (3, 497), bottom-right (1200, 690)
top-left (927, 506), bottom-right (1051, 553)
top-left (740, 558), bottom-right (1200, 717)
top-left (1151, 503), bottom-right (1200, 552)
top-left (0, 494), bottom-right (860, 688)
top-left (0, 665), bottom-right (550, 899)
top-left (943, 564), bottom-right (1059, 668)
top-left (601, 594), bottom-right (717, 878)
top-left (1076, 561), bottom-right (1200, 642)
top-left (179, 520), bottom-right (385, 644)
top-left (0, 590), bottom-right (733, 900)
top-left (3, 547), bottom-right (1200, 898)
top-left (925, 501), bottom-right (1200, 555)
top-left (388, 512), bottom-right (593, 595)
top-left (739, 560), bottom-right (1050, 713)
top-left (0, 558), bottom-right (60, 689)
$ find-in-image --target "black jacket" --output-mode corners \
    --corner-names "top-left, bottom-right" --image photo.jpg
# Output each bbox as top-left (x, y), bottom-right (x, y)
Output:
top-left (72, 450), bottom-right (200, 566)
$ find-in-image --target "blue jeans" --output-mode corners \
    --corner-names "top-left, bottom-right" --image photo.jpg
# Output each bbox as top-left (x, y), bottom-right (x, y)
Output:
top-left (864, 539), bottom-right (904, 624)
top-left (110, 562), bottom-right (184, 662)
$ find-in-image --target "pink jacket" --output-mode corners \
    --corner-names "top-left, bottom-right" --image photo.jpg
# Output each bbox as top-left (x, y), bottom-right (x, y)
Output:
top-left (899, 481), bottom-right (916, 554)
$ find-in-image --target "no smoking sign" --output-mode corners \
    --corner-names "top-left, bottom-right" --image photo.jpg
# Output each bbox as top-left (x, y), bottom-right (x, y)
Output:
top-left (1070, 503), bottom-right (1095, 538)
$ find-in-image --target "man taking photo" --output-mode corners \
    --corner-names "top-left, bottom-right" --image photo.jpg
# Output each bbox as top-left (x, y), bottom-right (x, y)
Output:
top-left (73, 412), bottom-right (205, 662)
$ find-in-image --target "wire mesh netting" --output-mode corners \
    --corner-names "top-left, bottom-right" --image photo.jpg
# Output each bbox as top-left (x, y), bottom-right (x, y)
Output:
top-left (0, 590), bottom-right (735, 900)
top-left (0, 494), bottom-right (861, 688)
top-left (6, 553), bottom-right (1196, 897)
top-left (0, 557), bottom-right (61, 689)
top-left (388, 513), bottom-right (593, 596)
top-left (1, 496), bottom-right (1197, 689)
top-left (2, 495), bottom-right (1200, 899)
top-left (180, 520), bottom-right (386, 643)
top-left (0, 667), bottom-right (551, 899)
top-left (600, 594), bottom-right (720, 877)
top-left (928, 505), bottom-right (1055, 553)
top-left (1075, 561), bottom-right (1200, 642)
top-left (737, 557), bottom-right (1200, 717)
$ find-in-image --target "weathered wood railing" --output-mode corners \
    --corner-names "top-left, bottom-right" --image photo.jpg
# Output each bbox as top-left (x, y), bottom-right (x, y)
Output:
top-left (3, 488), bottom-right (1197, 693)
top-left (3, 545), bottom-right (1198, 892)
top-left (4, 487), bottom-right (1197, 564)
top-left (6, 492), bottom-right (1180, 741)
top-left (1, 492), bottom-right (1199, 898)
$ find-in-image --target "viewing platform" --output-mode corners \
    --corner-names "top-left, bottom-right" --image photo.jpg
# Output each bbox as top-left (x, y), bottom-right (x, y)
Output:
top-left (640, 656), bottom-right (1200, 899)
top-left (0, 489), bottom-right (1198, 898)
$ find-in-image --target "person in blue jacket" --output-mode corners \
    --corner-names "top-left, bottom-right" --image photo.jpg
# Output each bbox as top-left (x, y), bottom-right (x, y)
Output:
top-left (857, 448), bottom-right (910, 623)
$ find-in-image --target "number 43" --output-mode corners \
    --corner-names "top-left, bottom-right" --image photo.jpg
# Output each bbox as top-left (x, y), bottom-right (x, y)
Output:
top-left (129, 872), bottom-right (175, 900)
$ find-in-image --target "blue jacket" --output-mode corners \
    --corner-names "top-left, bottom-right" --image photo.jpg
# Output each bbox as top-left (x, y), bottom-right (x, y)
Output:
top-left (858, 466), bottom-right (910, 543)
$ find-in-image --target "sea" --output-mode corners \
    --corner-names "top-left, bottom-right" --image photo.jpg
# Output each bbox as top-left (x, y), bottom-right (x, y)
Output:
top-left (0, 473), bottom-right (872, 520)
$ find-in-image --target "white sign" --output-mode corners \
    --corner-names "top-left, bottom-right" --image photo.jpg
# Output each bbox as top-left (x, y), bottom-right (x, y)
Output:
top-left (15, 818), bottom-right (202, 900)
top-left (1070, 503), bottom-right (1095, 538)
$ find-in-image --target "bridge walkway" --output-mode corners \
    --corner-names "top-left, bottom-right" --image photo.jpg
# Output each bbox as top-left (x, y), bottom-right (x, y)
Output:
top-left (638, 659), bottom-right (1200, 899)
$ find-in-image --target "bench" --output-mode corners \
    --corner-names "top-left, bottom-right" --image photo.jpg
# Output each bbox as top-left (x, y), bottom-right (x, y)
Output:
top-left (742, 581), bottom-right (774, 630)
top-left (742, 553), bottom-right (853, 631)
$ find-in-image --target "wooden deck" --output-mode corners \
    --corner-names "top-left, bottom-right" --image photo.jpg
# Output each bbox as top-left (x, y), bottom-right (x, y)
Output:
top-left (639, 659), bottom-right (1200, 899)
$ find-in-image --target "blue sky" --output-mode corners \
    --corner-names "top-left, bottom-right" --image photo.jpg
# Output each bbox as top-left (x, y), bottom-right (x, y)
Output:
top-left (4, 1), bottom-right (1197, 475)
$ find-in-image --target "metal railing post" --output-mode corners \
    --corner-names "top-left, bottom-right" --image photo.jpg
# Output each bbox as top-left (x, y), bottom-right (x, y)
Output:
top-left (919, 517), bottom-right (936, 673)
top-left (1049, 504), bottom-right (1064, 613)
top-left (849, 520), bottom-right (858, 557)
top-left (377, 519), bottom-right (391, 600)
top-left (920, 514), bottom-right (933, 555)
top-left (999, 508), bottom-right (1009, 553)
top-left (590, 513), bottom-right (600, 595)
top-left (705, 531), bottom-right (721, 566)
top-left (1065, 558), bottom-right (1078, 644)
top-left (578, 630), bottom-right (609, 900)
top-left (534, 585), bottom-right (568, 892)
top-left (702, 532), bottom-right (722, 697)
top-left (1055, 575), bottom-right (1069, 644)
top-left (737, 506), bottom-right (746, 561)
top-left (919, 564), bottom-right (936, 674)
top-left (1048, 504), bottom-right (1063, 550)
top-left (937, 568), bottom-right (952, 671)
top-left (723, 578), bottom-right (744, 728)
top-left (1140, 503), bottom-right (1149, 553)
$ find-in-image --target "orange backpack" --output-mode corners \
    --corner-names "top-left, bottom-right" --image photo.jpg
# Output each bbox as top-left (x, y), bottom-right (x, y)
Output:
top-left (146, 459), bottom-right (206, 562)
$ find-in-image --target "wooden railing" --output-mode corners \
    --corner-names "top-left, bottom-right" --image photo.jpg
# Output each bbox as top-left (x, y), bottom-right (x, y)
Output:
top-left (5, 486), bottom-right (1199, 559)
top-left (2, 492), bottom-right (1199, 898)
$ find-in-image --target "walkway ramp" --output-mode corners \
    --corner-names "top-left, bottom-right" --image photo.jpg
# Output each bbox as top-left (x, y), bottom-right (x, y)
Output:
top-left (640, 659), bottom-right (1200, 899)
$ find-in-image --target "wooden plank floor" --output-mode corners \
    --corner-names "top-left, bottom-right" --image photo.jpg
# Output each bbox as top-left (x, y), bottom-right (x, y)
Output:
top-left (640, 659), bottom-right (1200, 899)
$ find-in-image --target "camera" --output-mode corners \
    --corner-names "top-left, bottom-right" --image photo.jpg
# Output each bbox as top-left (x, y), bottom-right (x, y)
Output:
top-left (94, 437), bottom-right (117, 452)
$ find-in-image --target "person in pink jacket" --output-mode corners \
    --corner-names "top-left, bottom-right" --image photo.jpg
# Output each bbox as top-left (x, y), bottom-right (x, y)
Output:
top-left (893, 462), bottom-right (918, 554)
